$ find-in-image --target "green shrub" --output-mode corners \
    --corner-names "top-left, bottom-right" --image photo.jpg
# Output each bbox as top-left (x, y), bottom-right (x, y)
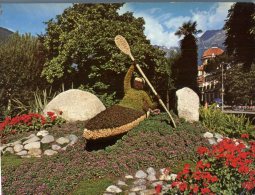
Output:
top-left (200, 104), bottom-right (254, 138)
top-left (0, 33), bottom-right (47, 118)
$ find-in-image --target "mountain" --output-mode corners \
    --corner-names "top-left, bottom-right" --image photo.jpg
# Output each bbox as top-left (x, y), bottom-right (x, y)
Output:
top-left (154, 45), bottom-right (180, 58)
top-left (0, 27), bottom-right (13, 42)
top-left (155, 29), bottom-right (226, 65)
top-left (197, 29), bottom-right (226, 65)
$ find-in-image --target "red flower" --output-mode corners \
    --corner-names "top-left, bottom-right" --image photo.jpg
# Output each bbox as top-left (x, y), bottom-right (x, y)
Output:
top-left (201, 188), bottom-right (211, 194)
top-left (197, 146), bottom-right (209, 155)
top-left (47, 111), bottom-right (55, 117)
top-left (171, 181), bottom-right (180, 188)
top-left (238, 165), bottom-right (249, 174)
top-left (155, 184), bottom-right (162, 194)
top-left (179, 182), bottom-right (188, 192)
top-left (50, 116), bottom-right (57, 122)
top-left (242, 181), bottom-right (255, 191)
top-left (192, 184), bottom-right (199, 193)
top-left (241, 134), bottom-right (249, 139)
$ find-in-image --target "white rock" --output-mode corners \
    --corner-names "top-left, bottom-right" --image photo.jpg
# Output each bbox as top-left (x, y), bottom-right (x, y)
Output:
top-left (125, 175), bottom-right (134, 179)
top-left (135, 170), bottom-right (147, 179)
top-left (16, 150), bottom-right (28, 156)
top-left (133, 179), bottom-right (146, 185)
top-left (128, 193), bottom-right (136, 195)
top-left (67, 134), bottom-right (78, 145)
top-left (43, 89), bottom-right (106, 122)
top-left (146, 167), bottom-right (156, 175)
top-left (56, 137), bottom-right (69, 145)
top-left (52, 144), bottom-right (61, 151)
top-left (214, 133), bottom-right (223, 139)
top-left (10, 140), bottom-right (22, 146)
top-left (37, 130), bottom-right (49, 137)
top-left (13, 144), bottom-right (24, 153)
top-left (44, 149), bottom-right (58, 156)
top-left (21, 155), bottom-right (32, 158)
top-left (169, 174), bottom-right (178, 181)
top-left (140, 189), bottom-right (156, 195)
top-left (147, 174), bottom-right (157, 181)
top-left (41, 135), bottom-right (54, 144)
top-left (176, 87), bottom-right (199, 122)
top-left (0, 145), bottom-right (7, 153)
top-left (159, 174), bottom-right (172, 181)
top-left (106, 185), bottom-right (122, 193)
top-left (217, 138), bottom-right (223, 143)
top-left (203, 132), bottom-right (214, 139)
top-left (23, 136), bottom-right (40, 144)
top-left (151, 181), bottom-right (163, 187)
top-left (117, 180), bottom-right (127, 186)
top-left (28, 148), bottom-right (42, 156)
top-left (26, 134), bottom-right (36, 139)
top-left (130, 185), bottom-right (146, 192)
top-left (61, 146), bottom-right (67, 151)
top-left (24, 142), bottom-right (41, 150)
top-left (208, 138), bottom-right (217, 145)
top-left (4, 147), bottom-right (14, 154)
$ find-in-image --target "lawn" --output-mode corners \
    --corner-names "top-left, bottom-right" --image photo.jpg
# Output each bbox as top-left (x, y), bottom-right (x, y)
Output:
top-left (1, 113), bottom-right (210, 194)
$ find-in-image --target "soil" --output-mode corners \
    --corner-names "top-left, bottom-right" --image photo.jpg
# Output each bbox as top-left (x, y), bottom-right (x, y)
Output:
top-left (85, 105), bottom-right (144, 130)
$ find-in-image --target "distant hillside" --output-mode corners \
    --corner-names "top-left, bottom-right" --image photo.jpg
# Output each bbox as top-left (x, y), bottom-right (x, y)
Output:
top-left (154, 45), bottom-right (180, 58)
top-left (155, 29), bottom-right (226, 65)
top-left (0, 27), bottom-right (13, 42)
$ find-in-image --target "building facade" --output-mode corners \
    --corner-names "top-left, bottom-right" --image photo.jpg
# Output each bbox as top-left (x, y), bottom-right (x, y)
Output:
top-left (197, 47), bottom-right (224, 105)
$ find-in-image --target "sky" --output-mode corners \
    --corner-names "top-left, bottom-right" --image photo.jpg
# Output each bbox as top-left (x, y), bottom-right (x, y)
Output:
top-left (0, 2), bottom-right (234, 48)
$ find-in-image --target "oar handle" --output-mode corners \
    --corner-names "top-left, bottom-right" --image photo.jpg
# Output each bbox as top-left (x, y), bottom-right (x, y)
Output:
top-left (135, 63), bottom-right (176, 128)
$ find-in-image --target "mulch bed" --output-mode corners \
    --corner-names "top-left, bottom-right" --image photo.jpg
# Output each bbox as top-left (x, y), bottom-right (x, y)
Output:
top-left (85, 105), bottom-right (144, 130)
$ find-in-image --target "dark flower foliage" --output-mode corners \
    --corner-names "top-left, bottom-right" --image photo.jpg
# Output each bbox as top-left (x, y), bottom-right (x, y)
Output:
top-left (2, 114), bottom-right (209, 194)
top-left (85, 105), bottom-right (144, 130)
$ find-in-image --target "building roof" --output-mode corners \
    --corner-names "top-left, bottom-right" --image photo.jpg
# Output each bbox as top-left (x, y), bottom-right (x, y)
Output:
top-left (202, 47), bottom-right (224, 59)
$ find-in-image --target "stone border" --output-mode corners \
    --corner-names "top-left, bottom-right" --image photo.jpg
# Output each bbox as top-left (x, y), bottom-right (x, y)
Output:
top-left (83, 114), bottom-right (147, 140)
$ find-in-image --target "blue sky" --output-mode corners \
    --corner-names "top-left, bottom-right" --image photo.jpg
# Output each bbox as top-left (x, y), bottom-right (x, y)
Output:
top-left (0, 2), bottom-right (234, 47)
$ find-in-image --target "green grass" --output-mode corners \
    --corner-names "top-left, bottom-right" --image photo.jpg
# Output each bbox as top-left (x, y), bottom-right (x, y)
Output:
top-left (1, 153), bottom-right (36, 169)
top-left (72, 178), bottom-right (113, 195)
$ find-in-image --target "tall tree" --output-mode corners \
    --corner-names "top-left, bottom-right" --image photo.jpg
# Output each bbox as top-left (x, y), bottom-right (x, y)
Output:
top-left (174, 21), bottom-right (202, 93)
top-left (41, 3), bottom-right (169, 100)
top-left (224, 2), bottom-right (255, 71)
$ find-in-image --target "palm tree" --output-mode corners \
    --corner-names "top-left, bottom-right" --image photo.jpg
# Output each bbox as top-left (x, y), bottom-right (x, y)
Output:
top-left (175, 21), bottom-right (202, 37)
top-left (173, 20), bottom-right (202, 93)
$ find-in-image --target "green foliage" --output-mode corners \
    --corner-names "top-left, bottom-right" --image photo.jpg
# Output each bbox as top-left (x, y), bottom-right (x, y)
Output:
top-left (41, 3), bottom-right (169, 100)
top-left (78, 84), bottom-right (119, 107)
top-left (73, 178), bottom-right (113, 195)
top-left (225, 64), bottom-right (255, 105)
top-left (224, 2), bottom-right (255, 71)
top-left (10, 88), bottom-right (57, 115)
top-left (0, 33), bottom-right (47, 118)
top-left (174, 21), bottom-right (201, 93)
top-left (200, 104), bottom-right (254, 138)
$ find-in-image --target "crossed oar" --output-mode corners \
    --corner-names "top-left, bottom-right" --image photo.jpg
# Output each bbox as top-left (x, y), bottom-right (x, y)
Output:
top-left (114, 35), bottom-right (176, 128)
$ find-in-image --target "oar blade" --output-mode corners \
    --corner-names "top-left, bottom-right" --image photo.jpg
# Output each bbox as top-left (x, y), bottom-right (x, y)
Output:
top-left (114, 35), bottom-right (131, 56)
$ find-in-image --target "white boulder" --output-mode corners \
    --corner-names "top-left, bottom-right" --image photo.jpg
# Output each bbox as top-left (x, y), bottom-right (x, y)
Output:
top-left (176, 87), bottom-right (199, 122)
top-left (43, 89), bottom-right (106, 122)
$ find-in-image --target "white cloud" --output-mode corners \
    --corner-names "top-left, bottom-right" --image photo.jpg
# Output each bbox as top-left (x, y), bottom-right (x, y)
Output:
top-left (190, 2), bottom-right (234, 32)
top-left (119, 4), bottom-right (180, 47)
top-left (118, 3), bottom-right (234, 48)
top-left (164, 16), bottom-right (190, 30)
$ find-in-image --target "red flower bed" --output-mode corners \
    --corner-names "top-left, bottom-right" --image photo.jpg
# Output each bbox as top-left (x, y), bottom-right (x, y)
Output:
top-left (167, 138), bottom-right (255, 194)
top-left (0, 112), bottom-right (65, 137)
